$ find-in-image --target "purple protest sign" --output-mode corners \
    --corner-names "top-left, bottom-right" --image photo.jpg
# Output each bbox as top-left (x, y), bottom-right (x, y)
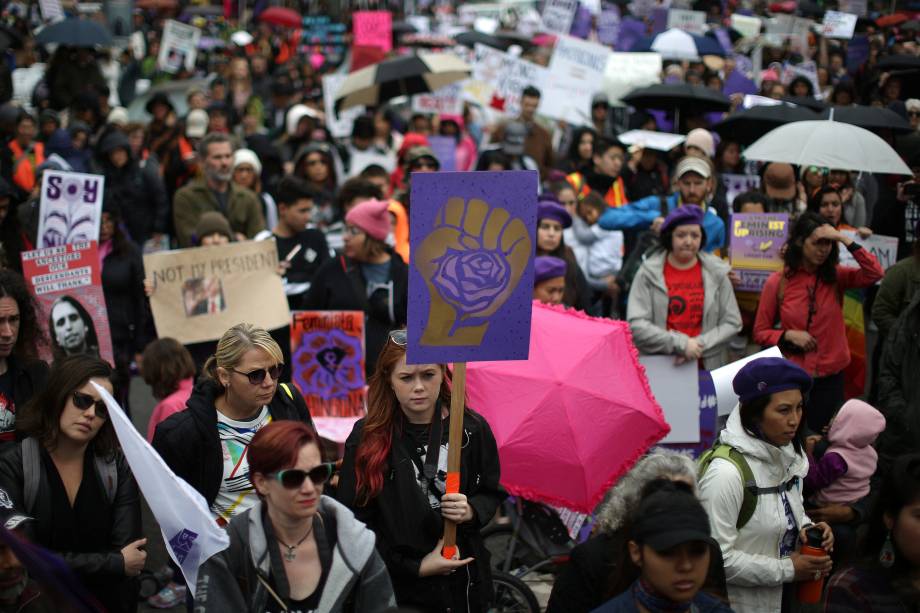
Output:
top-left (729, 212), bottom-right (789, 292)
top-left (597, 3), bottom-right (621, 46)
top-left (428, 136), bottom-right (457, 172)
top-left (616, 17), bottom-right (646, 51)
top-left (570, 4), bottom-right (593, 39)
top-left (407, 171), bottom-right (538, 364)
top-left (650, 7), bottom-right (668, 35)
top-left (723, 70), bottom-right (758, 95)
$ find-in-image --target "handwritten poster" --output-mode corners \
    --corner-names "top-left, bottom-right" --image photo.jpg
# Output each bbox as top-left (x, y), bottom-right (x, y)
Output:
top-left (540, 36), bottom-right (612, 125)
top-left (22, 242), bottom-right (113, 364)
top-left (541, 0), bottom-right (579, 35)
top-left (839, 232), bottom-right (898, 271)
top-left (36, 170), bottom-right (104, 248)
top-left (290, 311), bottom-right (365, 418)
top-left (412, 82), bottom-right (464, 116)
top-left (469, 44), bottom-right (549, 116)
top-left (353, 11), bottom-right (393, 52)
top-left (323, 74), bottom-right (365, 139)
top-left (729, 213), bottom-right (788, 292)
top-left (407, 171), bottom-right (538, 364)
top-left (821, 11), bottom-right (858, 39)
top-left (157, 20), bottom-right (200, 74)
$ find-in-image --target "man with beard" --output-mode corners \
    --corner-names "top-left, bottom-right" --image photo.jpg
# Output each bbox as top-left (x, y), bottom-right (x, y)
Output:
top-left (597, 156), bottom-right (726, 253)
top-left (172, 133), bottom-right (265, 247)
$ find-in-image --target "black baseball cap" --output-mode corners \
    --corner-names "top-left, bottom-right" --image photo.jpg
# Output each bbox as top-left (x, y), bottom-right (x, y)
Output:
top-left (632, 489), bottom-right (717, 552)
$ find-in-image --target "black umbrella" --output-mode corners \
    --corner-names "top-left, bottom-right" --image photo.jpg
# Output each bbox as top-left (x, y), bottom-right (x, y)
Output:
top-left (35, 18), bottom-right (113, 47)
top-left (622, 84), bottom-right (731, 113)
top-left (455, 30), bottom-right (514, 51)
top-left (713, 104), bottom-right (819, 146)
top-left (781, 96), bottom-right (826, 112)
top-left (820, 105), bottom-right (913, 134)
top-left (876, 54), bottom-right (920, 71)
top-left (335, 52), bottom-right (471, 112)
top-left (392, 21), bottom-right (419, 35)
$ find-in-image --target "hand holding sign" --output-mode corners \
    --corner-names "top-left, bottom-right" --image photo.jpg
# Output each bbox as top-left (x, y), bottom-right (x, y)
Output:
top-left (415, 197), bottom-right (531, 347)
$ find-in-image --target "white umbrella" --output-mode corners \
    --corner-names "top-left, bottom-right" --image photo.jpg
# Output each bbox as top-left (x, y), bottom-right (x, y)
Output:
top-left (743, 119), bottom-right (913, 175)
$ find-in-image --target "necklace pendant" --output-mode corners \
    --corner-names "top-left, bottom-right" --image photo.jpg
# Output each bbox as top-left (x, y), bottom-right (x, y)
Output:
top-left (284, 548), bottom-right (296, 562)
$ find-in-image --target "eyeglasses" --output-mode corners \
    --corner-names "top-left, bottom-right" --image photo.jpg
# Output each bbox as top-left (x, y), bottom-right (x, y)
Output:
top-left (232, 364), bottom-right (283, 385)
top-left (270, 463), bottom-right (336, 489)
top-left (807, 166), bottom-right (829, 175)
top-left (72, 391), bottom-right (109, 420)
top-left (388, 329), bottom-right (407, 346)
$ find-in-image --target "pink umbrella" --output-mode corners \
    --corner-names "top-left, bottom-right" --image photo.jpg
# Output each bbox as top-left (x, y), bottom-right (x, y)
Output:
top-left (465, 301), bottom-right (670, 513)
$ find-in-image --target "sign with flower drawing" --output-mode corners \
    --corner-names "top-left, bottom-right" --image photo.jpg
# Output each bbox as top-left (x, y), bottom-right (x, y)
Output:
top-left (290, 310), bottom-right (365, 417)
top-left (407, 171), bottom-right (538, 364)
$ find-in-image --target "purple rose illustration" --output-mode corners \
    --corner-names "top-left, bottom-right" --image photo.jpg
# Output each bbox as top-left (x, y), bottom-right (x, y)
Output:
top-left (431, 249), bottom-right (511, 317)
top-left (293, 328), bottom-right (364, 402)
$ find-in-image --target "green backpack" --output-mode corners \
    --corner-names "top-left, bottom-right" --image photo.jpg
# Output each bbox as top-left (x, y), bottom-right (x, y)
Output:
top-left (698, 442), bottom-right (800, 529)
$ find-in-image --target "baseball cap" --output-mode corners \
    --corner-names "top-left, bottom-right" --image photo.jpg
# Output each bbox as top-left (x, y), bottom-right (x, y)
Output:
top-left (675, 156), bottom-right (712, 180)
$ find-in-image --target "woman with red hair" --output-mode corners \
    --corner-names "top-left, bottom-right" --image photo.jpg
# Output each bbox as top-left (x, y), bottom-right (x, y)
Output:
top-left (336, 330), bottom-right (504, 611)
top-left (195, 420), bottom-right (395, 612)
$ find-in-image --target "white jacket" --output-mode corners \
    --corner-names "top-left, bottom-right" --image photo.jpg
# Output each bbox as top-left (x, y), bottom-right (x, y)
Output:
top-left (698, 406), bottom-right (811, 613)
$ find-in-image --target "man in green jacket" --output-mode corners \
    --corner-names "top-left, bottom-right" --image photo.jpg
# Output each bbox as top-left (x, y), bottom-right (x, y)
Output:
top-left (871, 237), bottom-right (920, 337)
top-left (172, 133), bottom-right (265, 247)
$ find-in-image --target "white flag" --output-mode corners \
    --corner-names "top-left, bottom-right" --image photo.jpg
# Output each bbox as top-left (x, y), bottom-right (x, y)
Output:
top-left (93, 383), bottom-right (229, 596)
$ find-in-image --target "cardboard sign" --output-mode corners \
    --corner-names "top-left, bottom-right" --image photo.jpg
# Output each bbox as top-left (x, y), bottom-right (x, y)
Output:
top-left (540, 36), bottom-right (612, 124)
top-left (290, 311), bottom-right (365, 418)
top-left (667, 9), bottom-right (707, 36)
top-left (617, 130), bottom-right (685, 151)
top-left (353, 11), bottom-right (393, 52)
top-left (541, 0), bottom-right (579, 35)
top-left (730, 14), bottom-right (762, 39)
top-left (722, 173), bottom-right (762, 208)
top-left (22, 242), bottom-right (113, 364)
top-left (839, 232), bottom-right (898, 271)
top-left (428, 136), bottom-right (458, 172)
top-left (407, 171), bottom-right (538, 364)
top-left (597, 2), bottom-right (621, 46)
top-left (36, 170), bottom-right (104, 249)
top-left (602, 52), bottom-right (662, 104)
top-left (144, 240), bottom-right (290, 345)
top-left (469, 44), bottom-right (549, 116)
top-left (323, 74), bottom-right (365, 139)
top-left (821, 11), bottom-right (858, 39)
top-left (412, 82), bottom-right (464, 117)
top-left (729, 213), bottom-right (788, 292)
top-left (157, 20), bottom-right (200, 74)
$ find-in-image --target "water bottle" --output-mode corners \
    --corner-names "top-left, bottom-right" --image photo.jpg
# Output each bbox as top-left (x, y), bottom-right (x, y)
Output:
top-left (797, 526), bottom-right (827, 604)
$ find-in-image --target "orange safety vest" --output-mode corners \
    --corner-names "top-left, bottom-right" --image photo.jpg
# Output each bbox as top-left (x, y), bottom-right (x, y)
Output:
top-left (566, 171), bottom-right (627, 208)
top-left (9, 141), bottom-right (44, 193)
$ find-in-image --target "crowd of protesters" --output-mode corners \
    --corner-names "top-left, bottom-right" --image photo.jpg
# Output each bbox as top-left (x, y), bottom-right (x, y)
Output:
top-left (0, 0), bottom-right (914, 612)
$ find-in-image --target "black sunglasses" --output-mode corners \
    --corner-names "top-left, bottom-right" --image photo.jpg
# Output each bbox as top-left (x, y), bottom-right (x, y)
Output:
top-left (72, 391), bottom-right (108, 420)
top-left (270, 463), bottom-right (336, 489)
top-left (388, 329), bottom-right (407, 346)
top-left (232, 364), bottom-right (283, 385)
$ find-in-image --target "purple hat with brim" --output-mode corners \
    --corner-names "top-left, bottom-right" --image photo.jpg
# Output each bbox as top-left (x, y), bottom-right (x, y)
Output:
top-left (660, 204), bottom-right (705, 234)
top-left (534, 256), bottom-right (567, 284)
top-left (537, 200), bottom-right (572, 228)
top-left (733, 357), bottom-right (813, 405)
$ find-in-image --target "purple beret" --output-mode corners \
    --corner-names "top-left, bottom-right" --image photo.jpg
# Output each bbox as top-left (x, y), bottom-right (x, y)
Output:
top-left (537, 200), bottom-right (572, 228)
top-left (534, 256), bottom-right (567, 285)
top-left (733, 357), bottom-right (813, 405)
top-left (660, 204), bottom-right (705, 234)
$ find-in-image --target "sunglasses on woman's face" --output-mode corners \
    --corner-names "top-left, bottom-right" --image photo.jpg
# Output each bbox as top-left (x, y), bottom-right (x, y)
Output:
top-left (271, 463), bottom-right (335, 489)
top-left (232, 364), bottom-right (283, 385)
top-left (72, 391), bottom-right (109, 420)
top-left (388, 329), bottom-right (407, 346)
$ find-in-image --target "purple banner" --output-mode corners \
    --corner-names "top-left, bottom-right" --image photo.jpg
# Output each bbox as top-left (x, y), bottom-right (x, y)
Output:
top-left (570, 4), bottom-right (593, 39)
top-left (407, 171), bottom-right (538, 364)
top-left (597, 2), bottom-right (621, 46)
top-left (617, 16), bottom-right (646, 52)
top-left (723, 70), bottom-right (758, 95)
top-left (428, 135), bottom-right (457, 172)
top-left (650, 7), bottom-right (668, 35)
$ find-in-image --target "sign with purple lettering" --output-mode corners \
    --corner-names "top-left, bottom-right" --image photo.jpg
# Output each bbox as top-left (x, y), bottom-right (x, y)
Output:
top-left (428, 136), bottom-right (457, 172)
top-left (36, 170), bottom-right (104, 248)
top-left (729, 213), bottom-right (789, 292)
top-left (407, 171), bottom-right (538, 364)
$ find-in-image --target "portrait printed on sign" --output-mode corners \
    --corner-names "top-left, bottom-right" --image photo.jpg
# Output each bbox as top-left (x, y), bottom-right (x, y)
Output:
top-left (182, 277), bottom-right (226, 317)
top-left (408, 171), bottom-right (538, 364)
top-left (290, 311), bottom-right (365, 417)
top-left (36, 170), bottom-right (104, 248)
top-left (49, 295), bottom-right (100, 359)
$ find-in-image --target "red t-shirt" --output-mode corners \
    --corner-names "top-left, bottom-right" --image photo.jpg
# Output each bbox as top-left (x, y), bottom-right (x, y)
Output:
top-left (664, 259), bottom-right (704, 337)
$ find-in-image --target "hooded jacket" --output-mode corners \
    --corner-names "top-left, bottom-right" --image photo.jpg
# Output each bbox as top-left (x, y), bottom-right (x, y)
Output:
top-left (698, 406), bottom-right (811, 613)
top-left (598, 192), bottom-right (726, 252)
top-left (626, 249), bottom-right (742, 370)
top-left (195, 497), bottom-right (395, 612)
top-left (812, 399), bottom-right (885, 507)
top-left (151, 379), bottom-right (313, 508)
top-left (564, 215), bottom-right (624, 290)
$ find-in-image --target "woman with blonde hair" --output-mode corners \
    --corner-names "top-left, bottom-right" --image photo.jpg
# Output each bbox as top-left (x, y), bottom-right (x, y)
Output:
top-left (336, 330), bottom-right (504, 611)
top-left (153, 323), bottom-right (313, 526)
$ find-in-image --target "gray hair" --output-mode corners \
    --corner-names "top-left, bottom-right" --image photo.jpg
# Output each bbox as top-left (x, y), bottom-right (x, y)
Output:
top-left (197, 132), bottom-right (234, 160)
top-left (594, 448), bottom-right (697, 533)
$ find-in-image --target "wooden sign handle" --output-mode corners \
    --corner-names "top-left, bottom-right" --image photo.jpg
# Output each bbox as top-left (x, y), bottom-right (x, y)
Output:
top-left (441, 361), bottom-right (466, 559)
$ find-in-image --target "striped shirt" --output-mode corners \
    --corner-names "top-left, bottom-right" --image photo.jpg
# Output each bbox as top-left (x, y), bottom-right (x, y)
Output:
top-left (212, 407), bottom-right (272, 524)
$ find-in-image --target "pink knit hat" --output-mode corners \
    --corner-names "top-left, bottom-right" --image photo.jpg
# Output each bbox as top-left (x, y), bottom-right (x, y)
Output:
top-left (345, 199), bottom-right (391, 241)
